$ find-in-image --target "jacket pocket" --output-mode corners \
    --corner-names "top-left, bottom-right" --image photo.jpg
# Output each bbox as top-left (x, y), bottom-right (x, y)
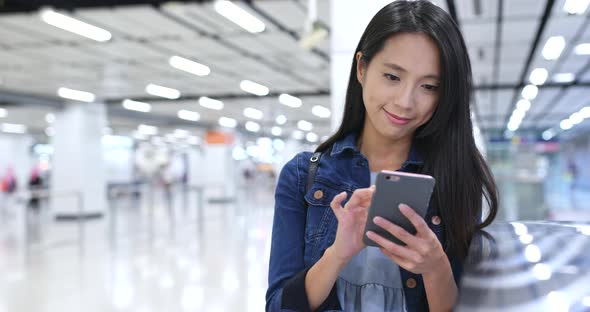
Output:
top-left (303, 179), bottom-right (350, 264)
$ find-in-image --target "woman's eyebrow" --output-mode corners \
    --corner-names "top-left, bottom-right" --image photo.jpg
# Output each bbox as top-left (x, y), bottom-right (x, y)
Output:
top-left (383, 62), bottom-right (440, 81)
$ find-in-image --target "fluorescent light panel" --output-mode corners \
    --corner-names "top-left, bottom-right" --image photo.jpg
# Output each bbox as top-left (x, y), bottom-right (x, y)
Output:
top-left (574, 43), bottom-right (590, 55)
top-left (245, 121), bottom-right (260, 132)
top-left (219, 117), bottom-right (237, 128)
top-left (58, 87), bottom-right (95, 102)
top-left (553, 73), bottom-right (575, 83)
top-left (169, 56), bottom-right (210, 76)
top-left (306, 132), bottom-right (318, 143)
top-left (275, 115), bottom-right (287, 125)
top-left (138, 124), bottom-right (158, 135)
top-left (243, 107), bottom-right (263, 120)
top-left (297, 120), bottom-right (313, 131)
top-left (312, 105), bottom-right (331, 118)
top-left (542, 36), bottom-right (566, 60)
top-left (40, 9), bottom-right (112, 42)
top-left (279, 94), bottom-right (302, 108)
top-left (145, 84), bottom-right (180, 100)
top-left (271, 126), bottom-right (282, 136)
top-left (214, 0), bottom-right (266, 33)
top-left (199, 97), bottom-right (224, 110)
top-left (178, 109), bottom-right (200, 121)
top-left (2, 123), bottom-right (27, 134)
top-left (122, 99), bottom-right (151, 113)
top-left (240, 80), bottom-right (269, 96)
top-left (529, 68), bottom-right (548, 85)
top-left (563, 0), bottom-right (590, 14)
top-left (522, 85), bottom-right (538, 100)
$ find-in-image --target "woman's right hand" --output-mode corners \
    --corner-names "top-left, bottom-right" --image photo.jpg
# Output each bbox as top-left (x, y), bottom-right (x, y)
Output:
top-left (328, 186), bottom-right (376, 263)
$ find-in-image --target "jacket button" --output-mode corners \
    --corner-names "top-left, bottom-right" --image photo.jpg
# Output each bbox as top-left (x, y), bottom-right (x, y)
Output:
top-left (406, 278), bottom-right (417, 289)
top-left (431, 216), bottom-right (441, 225)
top-left (313, 190), bottom-right (324, 200)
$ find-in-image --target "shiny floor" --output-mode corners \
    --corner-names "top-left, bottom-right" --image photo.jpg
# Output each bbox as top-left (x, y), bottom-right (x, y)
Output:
top-left (0, 185), bottom-right (273, 312)
top-left (1, 182), bottom-right (590, 312)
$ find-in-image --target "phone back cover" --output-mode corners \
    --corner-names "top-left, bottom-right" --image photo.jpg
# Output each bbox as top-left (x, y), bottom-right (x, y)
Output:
top-left (363, 172), bottom-right (435, 247)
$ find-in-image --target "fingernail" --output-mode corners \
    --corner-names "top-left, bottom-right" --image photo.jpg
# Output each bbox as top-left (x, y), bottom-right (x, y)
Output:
top-left (399, 204), bottom-right (408, 211)
top-left (373, 216), bottom-right (381, 223)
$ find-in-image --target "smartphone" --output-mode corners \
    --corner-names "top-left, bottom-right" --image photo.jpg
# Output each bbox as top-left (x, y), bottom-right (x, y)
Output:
top-left (363, 170), bottom-right (436, 247)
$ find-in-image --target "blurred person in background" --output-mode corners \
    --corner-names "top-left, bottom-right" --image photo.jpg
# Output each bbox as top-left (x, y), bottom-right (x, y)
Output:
top-left (266, 1), bottom-right (498, 311)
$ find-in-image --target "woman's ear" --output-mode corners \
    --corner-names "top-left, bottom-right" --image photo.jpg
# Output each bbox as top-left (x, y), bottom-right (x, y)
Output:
top-left (356, 52), bottom-right (365, 87)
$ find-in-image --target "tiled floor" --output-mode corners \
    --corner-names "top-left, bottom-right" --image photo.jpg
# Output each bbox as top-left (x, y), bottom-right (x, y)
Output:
top-left (0, 185), bottom-right (273, 312)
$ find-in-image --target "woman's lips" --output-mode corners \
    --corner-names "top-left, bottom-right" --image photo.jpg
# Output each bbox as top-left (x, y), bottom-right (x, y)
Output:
top-left (384, 109), bottom-right (411, 126)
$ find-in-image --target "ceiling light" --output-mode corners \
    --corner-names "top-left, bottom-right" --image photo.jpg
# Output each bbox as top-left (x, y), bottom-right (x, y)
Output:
top-left (138, 124), bottom-right (158, 135)
top-left (516, 100), bottom-right (531, 112)
top-left (279, 94), bottom-right (302, 108)
top-left (522, 85), bottom-right (538, 100)
top-left (0, 108), bottom-right (7, 118)
top-left (219, 117), bottom-right (237, 128)
top-left (552, 73), bottom-right (575, 83)
top-left (560, 119), bottom-right (573, 130)
top-left (174, 129), bottom-right (190, 138)
top-left (306, 132), bottom-right (318, 143)
top-left (40, 9), bottom-right (112, 42)
top-left (529, 68), bottom-right (548, 85)
top-left (1, 123), bottom-right (27, 134)
top-left (574, 43), bottom-right (590, 55)
top-left (297, 120), bottom-right (313, 131)
top-left (570, 112), bottom-right (583, 125)
top-left (271, 126), bottom-right (282, 136)
top-left (199, 97), bottom-right (223, 110)
top-left (214, 0), bottom-right (266, 33)
top-left (145, 83), bottom-right (180, 100)
top-left (245, 121), bottom-right (260, 132)
top-left (169, 56), bottom-right (210, 76)
top-left (122, 99), bottom-right (151, 113)
top-left (507, 121), bottom-right (520, 132)
top-left (240, 80), bottom-right (269, 96)
top-left (542, 36), bottom-right (566, 60)
top-left (58, 87), bottom-right (95, 102)
top-left (243, 107), bottom-right (263, 120)
top-left (45, 113), bottom-right (55, 123)
top-left (563, 0), bottom-right (590, 14)
top-left (178, 110), bottom-right (200, 121)
top-left (312, 105), bottom-right (331, 118)
top-left (275, 115), bottom-right (287, 125)
top-left (580, 106), bottom-right (590, 119)
top-left (292, 130), bottom-right (304, 140)
top-left (542, 129), bottom-right (554, 141)
top-left (512, 109), bottom-right (525, 121)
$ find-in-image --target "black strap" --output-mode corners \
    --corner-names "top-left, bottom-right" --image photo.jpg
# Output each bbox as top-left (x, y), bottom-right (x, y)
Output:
top-left (306, 152), bottom-right (322, 193)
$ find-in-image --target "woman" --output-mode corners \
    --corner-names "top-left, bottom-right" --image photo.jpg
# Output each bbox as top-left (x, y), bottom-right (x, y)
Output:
top-left (266, 1), bottom-right (498, 311)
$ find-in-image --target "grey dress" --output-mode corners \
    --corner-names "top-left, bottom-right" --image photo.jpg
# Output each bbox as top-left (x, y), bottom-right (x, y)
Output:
top-left (336, 172), bottom-right (407, 311)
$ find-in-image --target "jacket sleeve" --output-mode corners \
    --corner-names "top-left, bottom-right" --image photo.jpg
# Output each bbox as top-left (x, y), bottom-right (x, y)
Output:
top-left (265, 153), bottom-right (341, 312)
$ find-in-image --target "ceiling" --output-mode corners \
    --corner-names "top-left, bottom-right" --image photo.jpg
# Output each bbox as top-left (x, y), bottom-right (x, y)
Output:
top-left (0, 0), bottom-right (589, 141)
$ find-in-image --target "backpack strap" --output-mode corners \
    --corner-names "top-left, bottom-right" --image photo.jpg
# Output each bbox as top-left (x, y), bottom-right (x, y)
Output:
top-left (306, 152), bottom-right (322, 193)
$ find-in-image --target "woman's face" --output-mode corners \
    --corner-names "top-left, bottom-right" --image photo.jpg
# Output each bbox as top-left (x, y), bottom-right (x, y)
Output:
top-left (357, 32), bottom-right (441, 142)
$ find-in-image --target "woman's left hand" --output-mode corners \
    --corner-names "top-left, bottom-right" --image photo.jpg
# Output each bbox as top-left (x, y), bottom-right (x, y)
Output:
top-left (365, 203), bottom-right (446, 275)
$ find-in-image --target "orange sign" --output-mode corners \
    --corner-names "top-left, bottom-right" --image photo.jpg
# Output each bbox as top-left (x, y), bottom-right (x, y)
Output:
top-left (205, 131), bottom-right (234, 145)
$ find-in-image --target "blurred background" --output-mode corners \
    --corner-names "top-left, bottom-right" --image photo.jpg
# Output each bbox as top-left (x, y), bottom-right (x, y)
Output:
top-left (0, 0), bottom-right (588, 311)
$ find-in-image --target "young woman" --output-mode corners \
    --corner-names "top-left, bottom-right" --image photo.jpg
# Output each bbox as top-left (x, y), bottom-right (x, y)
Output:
top-left (266, 1), bottom-right (498, 311)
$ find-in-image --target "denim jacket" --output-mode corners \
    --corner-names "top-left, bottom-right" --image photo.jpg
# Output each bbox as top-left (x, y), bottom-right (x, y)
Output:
top-left (266, 133), bottom-right (462, 312)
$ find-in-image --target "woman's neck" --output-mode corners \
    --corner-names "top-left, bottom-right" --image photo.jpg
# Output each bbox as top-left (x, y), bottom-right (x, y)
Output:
top-left (357, 124), bottom-right (412, 172)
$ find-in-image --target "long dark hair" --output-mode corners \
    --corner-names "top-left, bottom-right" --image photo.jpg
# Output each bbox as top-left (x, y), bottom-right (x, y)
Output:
top-left (316, 0), bottom-right (498, 260)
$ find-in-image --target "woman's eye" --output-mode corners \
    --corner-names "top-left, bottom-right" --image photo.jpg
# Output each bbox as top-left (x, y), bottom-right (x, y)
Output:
top-left (423, 84), bottom-right (439, 91)
top-left (384, 74), bottom-right (399, 81)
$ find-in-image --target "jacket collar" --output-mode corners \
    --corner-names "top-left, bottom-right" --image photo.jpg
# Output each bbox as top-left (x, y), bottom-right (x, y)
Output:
top-left (329, 132), bottom-right (424, 165)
